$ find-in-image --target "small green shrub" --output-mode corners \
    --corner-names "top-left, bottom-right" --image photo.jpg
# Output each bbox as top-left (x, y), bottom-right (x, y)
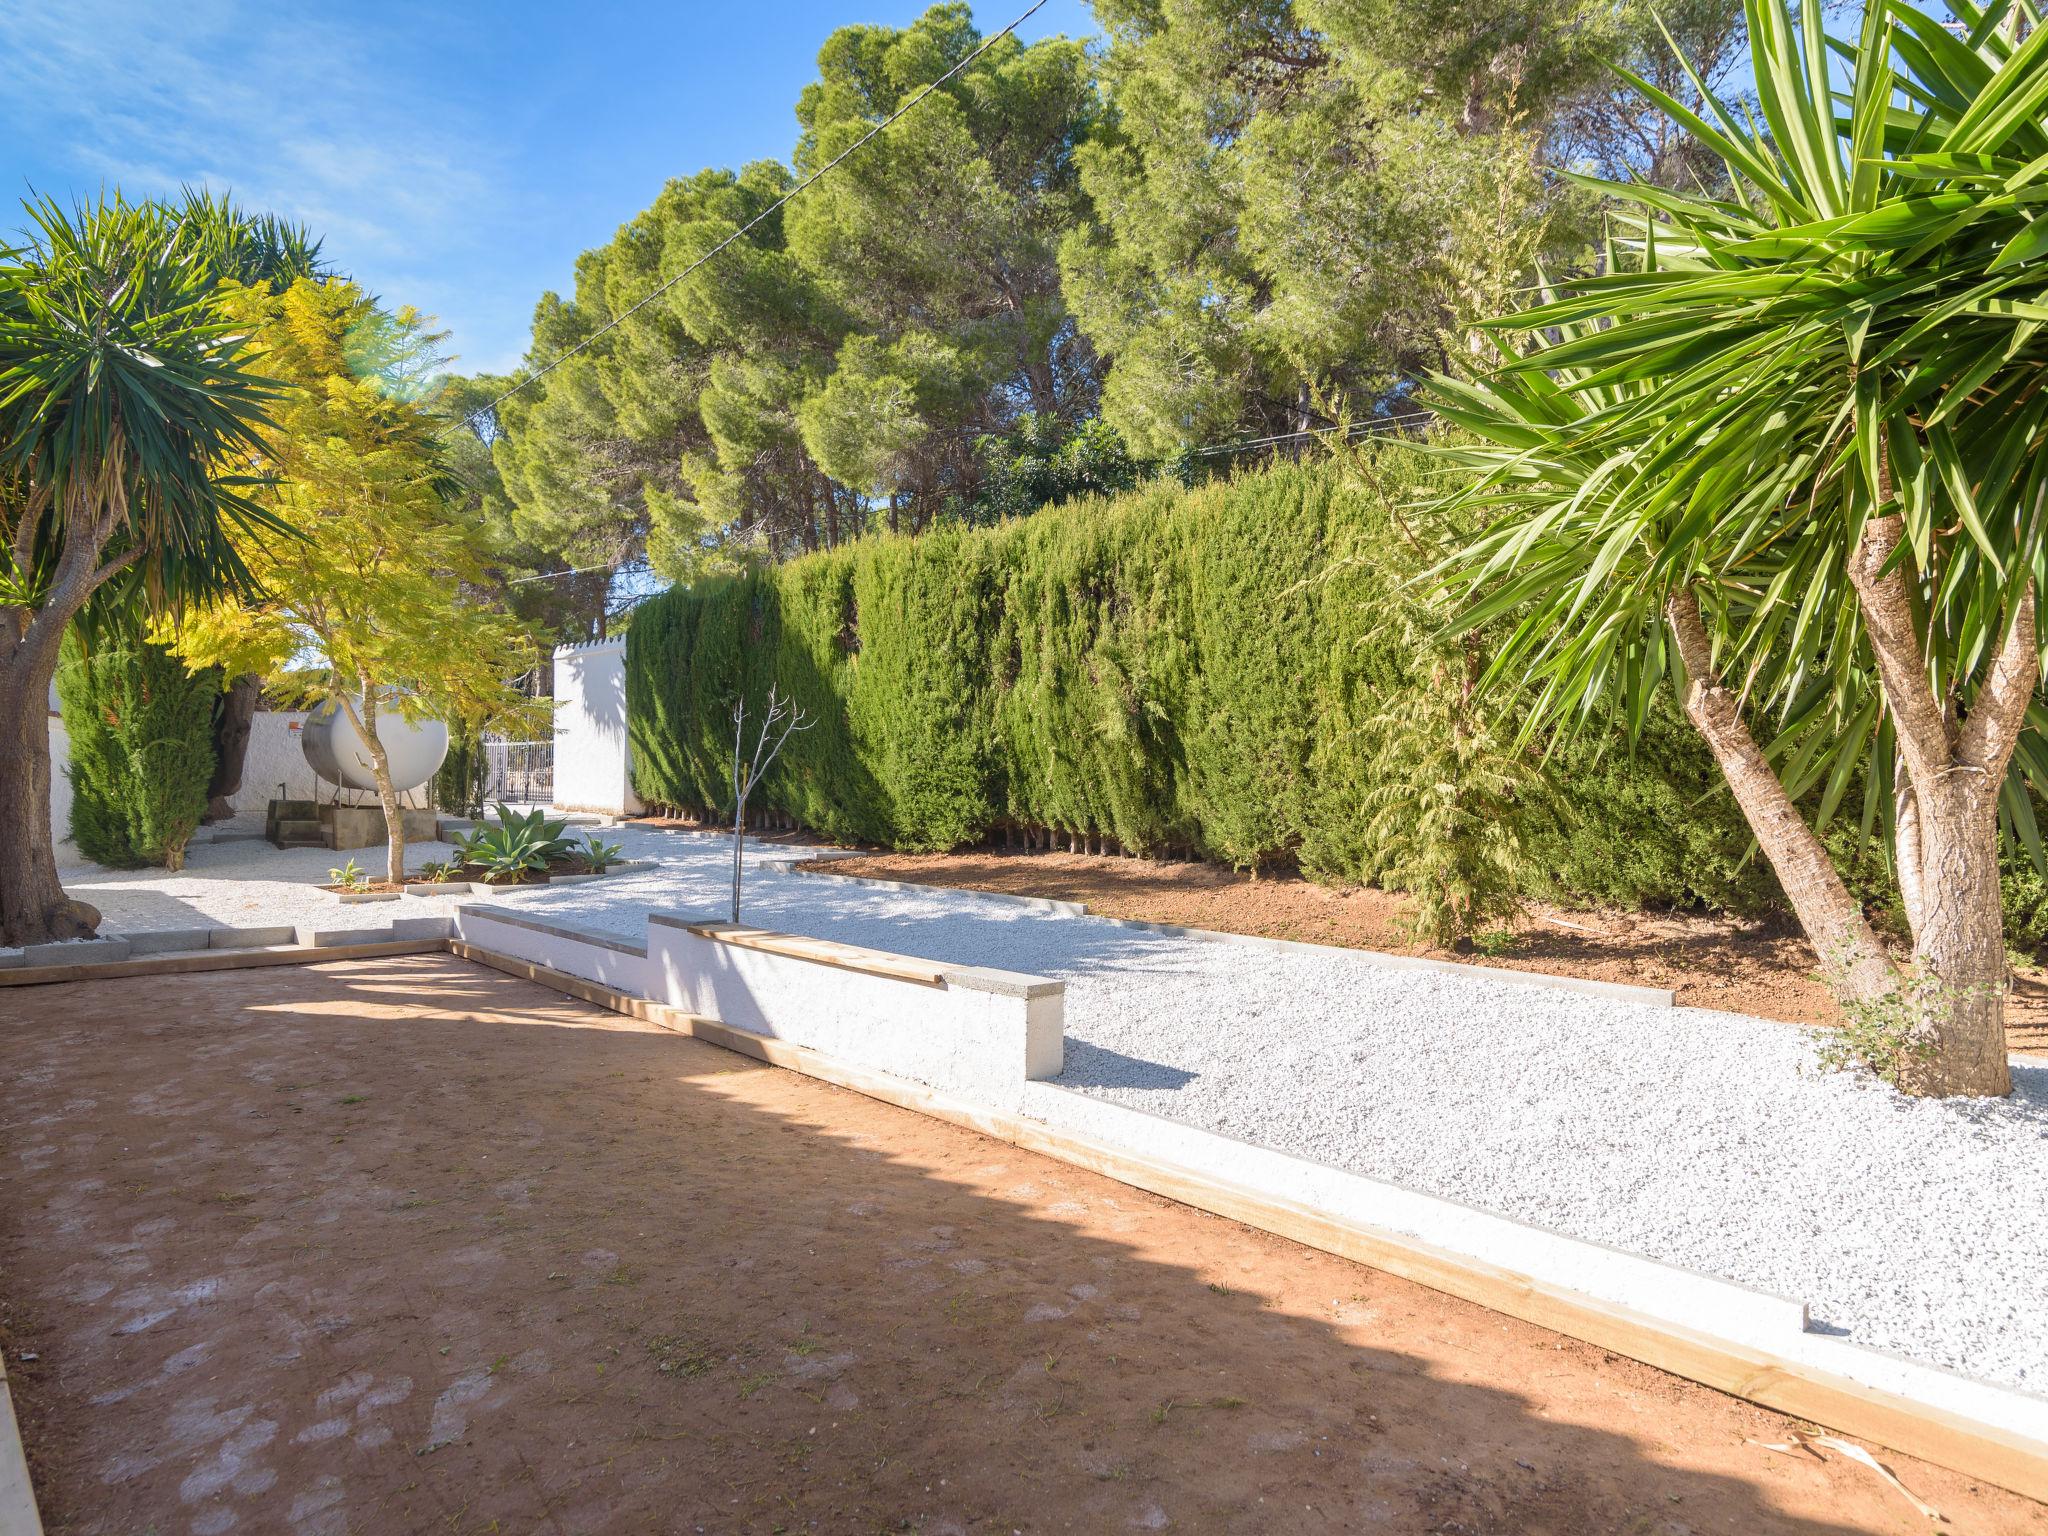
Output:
top-left (329, 858), bottom-right (370, 891)
top-left (1813, 970), bottom-right (1965, 1087)
top-left (583, 836), bottom-right (625, 873)
top-left (56, 627), bottom-right (220, 870)
top-left (417, 859), bottom-right (460, 883)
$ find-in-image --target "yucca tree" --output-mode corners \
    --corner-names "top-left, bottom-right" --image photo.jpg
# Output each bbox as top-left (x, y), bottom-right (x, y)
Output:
top-left (0, 195), bottom-right (279, 945)
top-left (1429, 0), bottom-right (2048, 1097)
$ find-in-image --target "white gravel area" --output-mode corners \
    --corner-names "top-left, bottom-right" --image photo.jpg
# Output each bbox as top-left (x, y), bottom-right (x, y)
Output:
top-left (58, 819), bottom-right (2048, 1393)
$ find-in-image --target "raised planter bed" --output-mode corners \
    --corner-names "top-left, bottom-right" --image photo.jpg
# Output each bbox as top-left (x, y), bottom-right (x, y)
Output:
top-left (398, 858), bottom-right (657, 899)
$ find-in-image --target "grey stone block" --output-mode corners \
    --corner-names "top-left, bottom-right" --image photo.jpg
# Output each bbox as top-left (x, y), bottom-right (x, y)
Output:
top-left (390, 915), bottom-right (452, 942)
top-left (21, 936), bottom-right (132, 966)
top-left (0, 948), bottom-right (23, 969)
top-left (121, 929), bottom-right (210, 956)
top-left (209, 926), bottom-right (298, 950)
top-left (294, 924), bottom-right (398, 949)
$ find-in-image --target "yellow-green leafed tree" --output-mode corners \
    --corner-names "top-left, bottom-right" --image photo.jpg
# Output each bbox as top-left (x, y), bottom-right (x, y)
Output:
top-left (167, 278), bottom-right (541, 884)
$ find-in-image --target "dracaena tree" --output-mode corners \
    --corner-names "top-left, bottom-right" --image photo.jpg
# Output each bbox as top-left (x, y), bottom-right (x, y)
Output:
top-left (0, 194), bottom-right (278, 946)
top-left (1429, 0), bottom-right (2048, 1098)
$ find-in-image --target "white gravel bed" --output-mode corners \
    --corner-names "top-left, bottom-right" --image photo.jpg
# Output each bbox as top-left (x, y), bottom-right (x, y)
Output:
top-left (55, 821), bottom-right (2048, 1392)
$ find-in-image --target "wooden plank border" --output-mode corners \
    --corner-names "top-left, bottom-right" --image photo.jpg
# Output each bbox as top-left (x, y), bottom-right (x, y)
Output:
top-left (450, 941), bottom-right (2048, 1508)
top-left (0, 939), bottom-right (447, 989)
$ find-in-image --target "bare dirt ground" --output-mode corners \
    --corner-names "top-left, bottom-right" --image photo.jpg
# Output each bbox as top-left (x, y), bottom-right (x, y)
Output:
top-left (805, 848), bottom-right (2048, 1056)
top-left (1, 954), bottom-right (2038, 1535)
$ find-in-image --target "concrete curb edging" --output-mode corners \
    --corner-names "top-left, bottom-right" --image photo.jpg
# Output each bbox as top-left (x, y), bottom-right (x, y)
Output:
top-left (450, 939), bottom-right (2048, 1506)
top-left (0, 1351), bottom-right (42, 1536)
top-left (785, 862), bottom-right (1676, 1008)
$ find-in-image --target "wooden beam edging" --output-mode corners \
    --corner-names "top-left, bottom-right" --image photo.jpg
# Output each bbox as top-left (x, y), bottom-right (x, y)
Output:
top-left (0, 939), bottom-right (447, 989)
top-left (0, 1353), bottom-right (45, 1536)
top-left (675, 921), bottom-right (949, 988)
top-left (451, 940), bottom-right (2048, 1506)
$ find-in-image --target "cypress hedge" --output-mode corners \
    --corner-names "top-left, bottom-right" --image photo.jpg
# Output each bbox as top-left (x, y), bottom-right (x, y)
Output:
top-left (56, 628), bottom-right (220, 870)
top-left (626, 453), bottom-right (1791, 918)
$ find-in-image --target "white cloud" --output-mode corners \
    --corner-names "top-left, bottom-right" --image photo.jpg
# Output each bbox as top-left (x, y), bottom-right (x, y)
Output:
top-left (0, 0), bottom-right (514, 368)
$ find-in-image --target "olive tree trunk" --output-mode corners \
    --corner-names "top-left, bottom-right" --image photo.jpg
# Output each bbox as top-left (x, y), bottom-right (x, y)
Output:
top-left (203, 674), bottom-right (262, 823)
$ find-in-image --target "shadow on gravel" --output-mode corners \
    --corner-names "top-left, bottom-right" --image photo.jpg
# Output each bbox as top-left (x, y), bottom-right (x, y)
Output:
top-left (1056, 1037), bottom-right (1200, 1091)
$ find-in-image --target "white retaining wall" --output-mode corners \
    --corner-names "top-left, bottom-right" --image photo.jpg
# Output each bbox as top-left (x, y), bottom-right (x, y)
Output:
top-left (450, 904), bottom-right (1061, 1110)
top-left (649, 915), bottom-right (1063, 1109)
top-left (553, 640), bottom-right (643, 816)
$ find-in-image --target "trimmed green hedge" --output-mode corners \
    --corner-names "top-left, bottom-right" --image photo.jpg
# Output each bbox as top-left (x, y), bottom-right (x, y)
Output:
top-left (627, 455), bottom-right (1793, 916)
top-left (56, 628), bottom-right (220, 870)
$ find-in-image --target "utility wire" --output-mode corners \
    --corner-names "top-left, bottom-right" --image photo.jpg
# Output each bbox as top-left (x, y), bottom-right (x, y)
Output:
top-left (469, 0), bottom-right (1049, 429)
top-left (506, 558), bottom-right (649, 586)
top-left (1188, 409), bottom-right (1433, 459)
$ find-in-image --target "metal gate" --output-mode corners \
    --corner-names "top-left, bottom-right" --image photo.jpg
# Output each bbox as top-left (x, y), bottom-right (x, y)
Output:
top-left (483, 738), bottom-right (553, 807)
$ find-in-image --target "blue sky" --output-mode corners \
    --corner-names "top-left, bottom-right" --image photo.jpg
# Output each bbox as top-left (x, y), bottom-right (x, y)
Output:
top-left (1, 0), bottom-right (1097, 378)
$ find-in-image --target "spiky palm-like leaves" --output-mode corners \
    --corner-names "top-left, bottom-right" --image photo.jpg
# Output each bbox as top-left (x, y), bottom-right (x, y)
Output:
top-left (1428, 0), bottom-right (2048, 1096)
top-left (0, 193), bottom-right (280, 943)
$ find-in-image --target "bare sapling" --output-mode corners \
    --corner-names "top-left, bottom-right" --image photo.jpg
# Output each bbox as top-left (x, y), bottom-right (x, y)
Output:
top-left (728, 684), bottom-right (813, 922)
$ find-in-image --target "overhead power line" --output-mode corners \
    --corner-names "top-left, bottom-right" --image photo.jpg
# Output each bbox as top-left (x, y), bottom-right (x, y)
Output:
top-left (1188, 409), bottom-right (1433, 459)
top-left (469, 0), bottom-right (1050, 430)
top-left (505, 558), bottom-right (650, 586)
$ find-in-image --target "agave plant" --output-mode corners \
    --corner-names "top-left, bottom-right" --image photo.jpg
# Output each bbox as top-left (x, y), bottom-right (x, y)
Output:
top-left (453, 804), bottom-right (579, 883)
top-left (582, 835), bottom-right (625, 874)
top-left (1428, 0), bottom-right (2048, 1096)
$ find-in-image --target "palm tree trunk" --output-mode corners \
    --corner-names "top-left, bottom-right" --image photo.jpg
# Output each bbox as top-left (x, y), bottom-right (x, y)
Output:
top-left (0, 498), bottom-right (131, 945)
top-left (0, 667), bottom-right (85, 945)
top-left (1848, 511), bottom-right (2027, 1098)
top-left (1666, 588), bottom-right (1896, 1002)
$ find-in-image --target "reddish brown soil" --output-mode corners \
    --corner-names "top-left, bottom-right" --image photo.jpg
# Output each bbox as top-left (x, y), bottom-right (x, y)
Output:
top-left (1, 954), bottom-right (2037, 1534)
top-left (806, 849), bottom-right (2048, 1057)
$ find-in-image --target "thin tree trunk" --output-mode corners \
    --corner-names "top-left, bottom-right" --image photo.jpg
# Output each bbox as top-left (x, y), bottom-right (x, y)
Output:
top-left (340, 685), bottom-right (407, 887)
top-left (1666, 589), bottom-right (1896, 1003)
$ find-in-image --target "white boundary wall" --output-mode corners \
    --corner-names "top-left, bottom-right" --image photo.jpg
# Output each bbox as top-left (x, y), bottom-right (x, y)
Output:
top-left (230, 710), bottom-right (316, 814)
top-left (553, 640), bottom-right (644, 816)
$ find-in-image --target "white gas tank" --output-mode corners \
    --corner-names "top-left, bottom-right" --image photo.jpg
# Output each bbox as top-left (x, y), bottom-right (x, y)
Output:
top-left (301, 698), bottom-right (449, 794)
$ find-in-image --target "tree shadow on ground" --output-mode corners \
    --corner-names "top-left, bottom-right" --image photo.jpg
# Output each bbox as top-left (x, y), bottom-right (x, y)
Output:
top-left (0, 953), bottom-right (2028, 1534)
